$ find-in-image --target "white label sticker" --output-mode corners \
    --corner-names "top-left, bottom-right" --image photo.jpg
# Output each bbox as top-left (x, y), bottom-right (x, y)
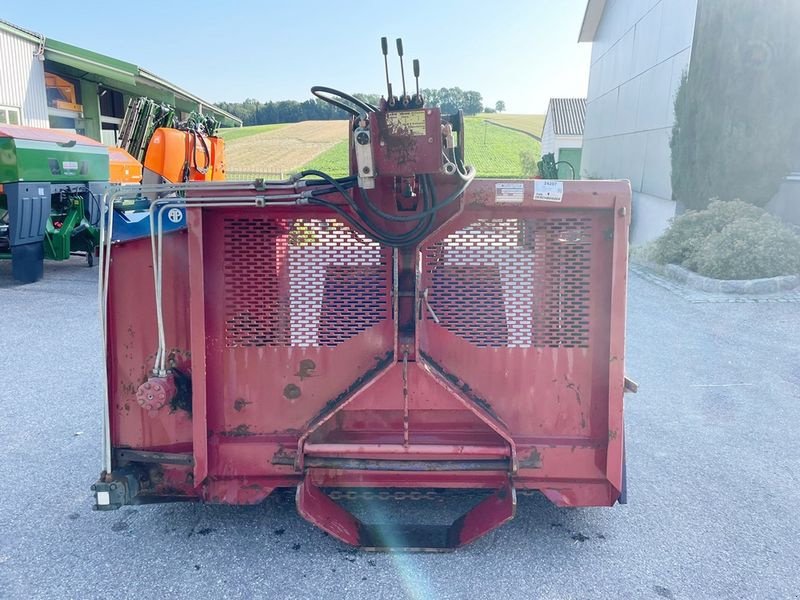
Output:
top-left (96, 491), bottom-right (110, 506)
top-left (167, 208), bottom-right (183, 223)
top-left (495, 182), bottom-right (525, 203)
top-left (63, 161), bottom-right (78, 171)
top-left (38, 187), bottom-right (45, 196)
top-left (534, 180), bottom-right (564, 202)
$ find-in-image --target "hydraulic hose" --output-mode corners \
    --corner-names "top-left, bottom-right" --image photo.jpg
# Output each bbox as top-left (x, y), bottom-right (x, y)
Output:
top-left (359, 167), bottom-right (475, 223)
top-left (303, 172), bottom-right (438, 248)
top-left (300, 169), bottom-right (435, 245)
top-left (310, 86), bottom-right (377, 117)
top-left (191, 131), bottom-right (211, 175)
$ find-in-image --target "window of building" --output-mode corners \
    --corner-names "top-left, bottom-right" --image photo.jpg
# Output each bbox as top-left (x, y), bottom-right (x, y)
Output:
top-left (0, 106), bottom-right (21, 125)
top-left (49, 115), bottom-right (78, 133)
top-left (99, 88), bottom-right (125, 118)
top-left (44, 72), bottom-right (82, 112)
top-left (99, 88), bottom-right (125, 146)
top-left (101, 122), bottom-right (121, 145)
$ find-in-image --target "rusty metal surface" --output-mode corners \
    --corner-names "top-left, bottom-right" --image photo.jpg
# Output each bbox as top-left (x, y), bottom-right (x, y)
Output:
top-left (370, 108), bottom-right (443, 177)
top-left (278, 457), bottom-right (510, 471)
top-left (114, 449), bottom-right (194, 466)
top-left (102, 177), bottom-right (631, 546)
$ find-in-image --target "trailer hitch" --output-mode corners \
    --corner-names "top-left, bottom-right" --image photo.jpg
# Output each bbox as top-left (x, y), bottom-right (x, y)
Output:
top-left (296, 474), bottom-right (516, 550)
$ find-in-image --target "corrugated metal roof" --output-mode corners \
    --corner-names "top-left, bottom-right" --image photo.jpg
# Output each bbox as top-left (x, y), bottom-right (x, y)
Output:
top-left (547, 98), bottom-right (586, 136)
top-left (0, 18), bottom-right (44, 44)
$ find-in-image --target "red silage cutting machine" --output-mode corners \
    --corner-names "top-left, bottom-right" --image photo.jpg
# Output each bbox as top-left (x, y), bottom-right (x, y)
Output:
top-left (94, 38), bottom-right (632, 549)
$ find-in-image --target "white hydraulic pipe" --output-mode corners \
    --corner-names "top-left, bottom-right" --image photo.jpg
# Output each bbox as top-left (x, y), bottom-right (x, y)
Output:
top-left (96, 179), bottom-right (308, 475)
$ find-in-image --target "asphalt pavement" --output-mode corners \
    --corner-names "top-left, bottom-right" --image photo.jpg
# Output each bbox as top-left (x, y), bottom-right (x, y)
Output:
top-left (1, 258), bottom-right (799, 599)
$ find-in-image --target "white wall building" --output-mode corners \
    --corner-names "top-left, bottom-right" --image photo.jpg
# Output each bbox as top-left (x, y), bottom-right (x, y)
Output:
top-left (0, 18), bottom-right (241, 140)
top-left (541, 98), bottom-right (586, 180)
top-left (578, 0), bottom-right (699, 243)
top-left (0, 21), bottom-right (49, 128)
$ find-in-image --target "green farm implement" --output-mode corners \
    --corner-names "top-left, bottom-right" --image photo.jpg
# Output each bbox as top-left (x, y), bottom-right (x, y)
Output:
top-left (0, 125), bottom-right (109, 282)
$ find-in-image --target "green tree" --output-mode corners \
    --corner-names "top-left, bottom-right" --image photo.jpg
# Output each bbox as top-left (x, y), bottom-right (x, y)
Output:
top-left (462, 91), bottom-right (483, 115)
top-left (671, 0), bottom-right (800, 209)
top-left (422, 87), bottom-right (483, 114)
top-left (495, 100), bottom-right (506, 113)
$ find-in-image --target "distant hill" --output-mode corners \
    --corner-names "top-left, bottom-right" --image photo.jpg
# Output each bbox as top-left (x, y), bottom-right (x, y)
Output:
top-left (221, 120), bottom-right (348, 175)
top-left (217, 124), bottom-right (286, 142)
top-left (221, 114), bottom-right (544, 178)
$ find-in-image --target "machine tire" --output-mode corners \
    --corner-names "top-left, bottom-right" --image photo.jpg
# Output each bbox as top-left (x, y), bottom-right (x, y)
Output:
top-left (86, 240), bottom-right (95, 267)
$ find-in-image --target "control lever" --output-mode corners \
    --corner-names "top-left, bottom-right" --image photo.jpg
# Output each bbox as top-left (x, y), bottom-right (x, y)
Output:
top-left (412, 59), bottom-right (422, 107)
top-left (381, 37), bottom-right (395, 107)
top-left (396, 38), bottom-right (409, 107)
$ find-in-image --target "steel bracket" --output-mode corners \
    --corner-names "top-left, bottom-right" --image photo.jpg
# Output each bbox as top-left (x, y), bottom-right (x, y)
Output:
top-left (296, 474), bottom-right (516, 550)
top-left (91, 469), bottom-right (141, 511)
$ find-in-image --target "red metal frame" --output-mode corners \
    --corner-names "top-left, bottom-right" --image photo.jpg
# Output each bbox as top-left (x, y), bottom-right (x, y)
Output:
top-left (104, 177), bottom-right (631, 547)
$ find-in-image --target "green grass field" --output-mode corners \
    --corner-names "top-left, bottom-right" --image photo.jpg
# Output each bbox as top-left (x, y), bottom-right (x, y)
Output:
top-left (301, 116), bottom-right (541, 179)
top-left (217, 124), bottom-right (286, 141)
top-left (472, 113), bottom-right (546, 138)
top-left (300, 139), bottom-right (350, 178)
top-left (298, 115), bottom-right (543, 179)
top-left (463, 116), bottom-right (540, 178)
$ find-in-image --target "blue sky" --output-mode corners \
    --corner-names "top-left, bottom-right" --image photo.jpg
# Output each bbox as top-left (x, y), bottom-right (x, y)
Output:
top-left (3, 0), bottom-right (591, 113)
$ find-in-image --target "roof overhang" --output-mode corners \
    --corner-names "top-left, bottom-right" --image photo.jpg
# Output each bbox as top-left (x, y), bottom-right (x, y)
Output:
top-left (0, 18), bottom-right (44, 45)
top-left (137, 69), bottom-right (242, 126)
top-left (578, 0), bottom-right (608, 42)
top-left (12, 26), bottom-right (242, 128)
top-left (44, 39), bottom-right (138, 86)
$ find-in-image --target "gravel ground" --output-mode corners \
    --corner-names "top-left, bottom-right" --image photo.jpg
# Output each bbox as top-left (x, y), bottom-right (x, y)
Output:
top-left (1, 258), bottom-right (799, 599)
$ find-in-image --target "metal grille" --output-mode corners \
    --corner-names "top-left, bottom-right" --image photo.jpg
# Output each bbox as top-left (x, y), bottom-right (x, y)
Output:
top-left (223, 217), bottom-right (389, 347)
top-left (423, 217), bottom-right (592, 348)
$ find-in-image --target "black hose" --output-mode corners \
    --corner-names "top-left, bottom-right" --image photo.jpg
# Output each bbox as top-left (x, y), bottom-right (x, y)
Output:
top-left (360, 185), bottom-right (430, 222)
top-left (297, 164), bottom-right (475, 246)
top-left (307, 193), bottom-right (435, 248)
top-left (303, 172), bottom-right (438, 247)
top-left (82, 186), bottom-right (102, 227)
top-left (303, 175), bottom-right (357, 187)
top-left (192, 131), bottom-right (211, 175)
top-left (359, 171), bottom-right (473, 222)
top-left (311, 86), bottom-right (377, 117)
top-left (312, 172), bottom-right (433, 246)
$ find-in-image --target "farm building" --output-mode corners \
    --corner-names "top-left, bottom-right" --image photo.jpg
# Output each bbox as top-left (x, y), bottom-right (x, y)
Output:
top-left (540, 98), bottom-right (586, 180)
top-left (578, 0), bottom-right (698, 244)
top-left (0, 19), bottom-right (241, 144)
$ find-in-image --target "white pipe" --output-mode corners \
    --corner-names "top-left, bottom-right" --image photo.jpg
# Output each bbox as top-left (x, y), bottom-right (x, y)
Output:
top-left (151, 194), bottom-right (305, 372)
top-left (96, 179), bottom-right (307, 475)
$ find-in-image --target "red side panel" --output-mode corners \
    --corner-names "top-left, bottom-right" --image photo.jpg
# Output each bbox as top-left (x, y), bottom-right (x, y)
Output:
top-left (105, 179), bottom-right (630, 509)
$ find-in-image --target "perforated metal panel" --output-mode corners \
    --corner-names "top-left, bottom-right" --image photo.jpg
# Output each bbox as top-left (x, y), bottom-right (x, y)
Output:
top-left (223, 217), bottom-right (389, 348)
top-left (423, 217), bottom-right (592, 348)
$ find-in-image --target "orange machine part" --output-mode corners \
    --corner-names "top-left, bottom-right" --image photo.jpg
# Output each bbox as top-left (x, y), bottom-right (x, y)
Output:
top-left (209, 136), bottom-right (225, 181)
top-left (143, 127), bottom-right (224, 183)
top-left (107, 147), bottom-right (143, 184)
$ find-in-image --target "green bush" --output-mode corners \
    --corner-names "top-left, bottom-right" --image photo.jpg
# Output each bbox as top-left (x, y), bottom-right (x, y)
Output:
top-left (519, 149), bottom-right (538, 178)
top-left (652, 199), bottom-right (763, 266)
top-left (652, 199), bottom-right (800, 279)
top-left (694, 216), bottom-right (800, 279)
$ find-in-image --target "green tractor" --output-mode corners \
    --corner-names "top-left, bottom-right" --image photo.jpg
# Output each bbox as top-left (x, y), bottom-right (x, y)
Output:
top-left (0, 125), bottom-right (109, 282)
